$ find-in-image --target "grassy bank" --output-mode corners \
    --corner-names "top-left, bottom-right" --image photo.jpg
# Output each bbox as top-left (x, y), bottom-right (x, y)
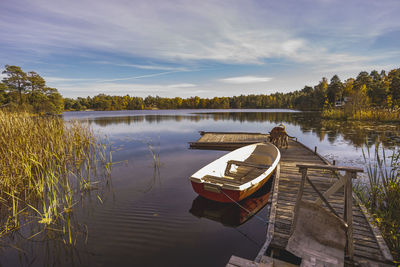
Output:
top-left (0, 111), bottom-right (111, 244)
top-left (355, 144), bottom-right (400, 262)
top-left (322, 108), bottom-right (400, 122)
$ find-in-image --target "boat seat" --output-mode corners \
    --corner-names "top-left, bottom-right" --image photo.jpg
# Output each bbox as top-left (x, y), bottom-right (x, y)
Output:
top-left (224, 160), bottom-right (270, 176)
top-left (202, 175), bottom-right (243, 186)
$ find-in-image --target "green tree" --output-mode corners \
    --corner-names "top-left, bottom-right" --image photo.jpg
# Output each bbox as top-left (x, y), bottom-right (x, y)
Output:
top-left (388, 69), bottom-right (400, 106)
top-left (2, 65), bottom-right (28, 104)
top-left (46, 88), bottom-right (64, 114)
top-left (0, 82), bottom-right (7, 106)
top-left (349, 72), bottom-right (372, 110)
top-left (27, 71), bottom-right (46, 93)
top-left (343, 78), bottom-right (354, 97)
top-left (0, 82), bottom-right (7, 105)
top-left (127, 97), bottom-right (144, 110)
top-left (368, 70), bottom-right (388, 106)
top-left (64, 98), bottom-right (76, 110)
top-left (353, 71), bottom-right (372, 92)
top-left (144, 95), bottom-right (157, 108)
top-left (313, 78), bottom-right (328, 110)
top-left (327, 75), bottom-right (343, 104)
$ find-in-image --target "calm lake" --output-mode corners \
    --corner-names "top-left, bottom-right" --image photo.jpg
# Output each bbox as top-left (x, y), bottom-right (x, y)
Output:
top-left (3, 109), bottom-right (400, 266)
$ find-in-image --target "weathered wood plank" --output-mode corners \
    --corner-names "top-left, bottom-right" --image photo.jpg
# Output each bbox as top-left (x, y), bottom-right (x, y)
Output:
top-left (255, 164), bottom-right (280, 263)
top-left (227, 255), bottom-right (259, 267)
top-left (275, 140), bottom-right (391, 265)
top-left (190, 133), bottom-right (392, 266)
top-left (314, 174), bottom-right (345, 206)
top-left (353, 192), bottom-right (394, 262)
top-left (297, 163), bottom-right (364, 173)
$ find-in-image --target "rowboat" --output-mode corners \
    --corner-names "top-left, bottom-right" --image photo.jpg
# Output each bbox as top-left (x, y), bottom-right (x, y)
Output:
top-left (189, 179), bottom-right (272, 226)
top-left (189, 142), bottom-right (280, 203)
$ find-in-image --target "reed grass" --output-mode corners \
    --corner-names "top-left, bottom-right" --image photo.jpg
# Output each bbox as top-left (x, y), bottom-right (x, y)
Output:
top-left (0, 111), bottom-right (111, 245)
top-left (322, 107), bottom-right (400, 122)
top-left (355, 143), bottom-right (400, 261)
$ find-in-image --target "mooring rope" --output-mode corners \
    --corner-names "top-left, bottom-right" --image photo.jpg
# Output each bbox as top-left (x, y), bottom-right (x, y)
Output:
top-left (220, 190), bottom-right (269, 225)
top-left (234, 227), bottom-right (263, 248)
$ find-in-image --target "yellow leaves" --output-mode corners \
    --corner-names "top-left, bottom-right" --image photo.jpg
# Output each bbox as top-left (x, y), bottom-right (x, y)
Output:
top-left (387, 94), bottom-right (393, 108)
top-left (38, 217), bottom-right (52, 225)
top-left (63, 207), bottom-right (73, 213)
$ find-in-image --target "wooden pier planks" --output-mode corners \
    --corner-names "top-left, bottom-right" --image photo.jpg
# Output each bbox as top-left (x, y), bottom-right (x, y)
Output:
top-left (189, 132), bottom-right (393, 266)
top-left (189, 131), bottom-right (269, 150)
top-left (268, 139), bottom-right (393, 265)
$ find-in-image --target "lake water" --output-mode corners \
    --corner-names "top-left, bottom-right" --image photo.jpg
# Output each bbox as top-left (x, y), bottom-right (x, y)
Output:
top-left (3, 109), bottom-right (400, 266)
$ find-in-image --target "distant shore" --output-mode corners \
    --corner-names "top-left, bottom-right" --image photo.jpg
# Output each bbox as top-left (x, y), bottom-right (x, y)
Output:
top-left (322, 107), bottom-right (400, 122)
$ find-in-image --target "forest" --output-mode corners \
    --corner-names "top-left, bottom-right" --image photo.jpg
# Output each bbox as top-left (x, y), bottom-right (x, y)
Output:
top-left (63, 68), bottom-right (400, 112)
top-left (1, 64), bottom-right (400, 114)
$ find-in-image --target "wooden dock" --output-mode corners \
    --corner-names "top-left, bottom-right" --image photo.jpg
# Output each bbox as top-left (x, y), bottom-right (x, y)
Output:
top-left (258, 140), bottom-right (393, 266)
top-left (189, 132), bottom-right (394, 266)
top-left (189, 131), bottom-right (269, 150)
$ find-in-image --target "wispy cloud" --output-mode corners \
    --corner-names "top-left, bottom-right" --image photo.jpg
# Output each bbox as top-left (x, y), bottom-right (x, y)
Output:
top-left (1, 0), bottom-right (400, 97)
top-left (166, 83), bottom-right (196, 88)
top-left (45, 71), bottom-right (181, 85)
top-left (2, 0), bottom-right (399, 65)
top-left (94, 61), bottom-right (188, 71)
top-left (219, 76), bottom-right (273, 84)
top-left (45, 77), bottom-right (97, 83)
top-left (57, 82), bottom-right (199, 97)
top-left (97, 71), bottom-right (179, 82)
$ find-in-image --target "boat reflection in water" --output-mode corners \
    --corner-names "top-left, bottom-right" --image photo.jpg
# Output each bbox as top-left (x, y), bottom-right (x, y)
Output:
top-left (189, 177), bottom-right (273, 227)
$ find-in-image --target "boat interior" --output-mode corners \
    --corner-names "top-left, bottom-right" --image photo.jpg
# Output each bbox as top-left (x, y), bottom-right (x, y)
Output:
top-left (202, 144), bottom-right (276, 187)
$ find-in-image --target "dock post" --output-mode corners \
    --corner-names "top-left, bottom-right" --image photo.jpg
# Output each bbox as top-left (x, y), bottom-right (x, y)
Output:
top-left (314, 146), bottom-right (317, 154)
top-left (344, 171), bottom-right (355, 261)
top-left (333, 160), bottom-right (336, 165)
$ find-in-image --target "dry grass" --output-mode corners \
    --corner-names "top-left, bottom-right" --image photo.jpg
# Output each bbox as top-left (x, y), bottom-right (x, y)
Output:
top-left (355, 143), bottom-right (400, 262)
top-left (0, 111), bottom-right (111, 245)
top-left (322, 107), bottom-right (400, 122)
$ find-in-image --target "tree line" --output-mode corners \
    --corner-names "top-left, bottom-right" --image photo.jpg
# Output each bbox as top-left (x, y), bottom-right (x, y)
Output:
top-left (0, 65), bottom-right (64, 114)
top-left (65, 67), bottom-right (400, 112)
top-left (1, 64), bottom-right (399, 113)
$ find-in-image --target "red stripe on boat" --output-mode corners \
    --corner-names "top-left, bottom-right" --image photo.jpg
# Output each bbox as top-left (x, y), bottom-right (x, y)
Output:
top-left (191, 181), bottom-right (240, 203)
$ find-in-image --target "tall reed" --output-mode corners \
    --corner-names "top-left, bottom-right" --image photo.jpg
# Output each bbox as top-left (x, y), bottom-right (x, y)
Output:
top-left (0, 111), bottom-right (111, 245)
top-left (356, 143), bottom-right (400, 261)
top-left (322, 107), bottom-right (400, 122)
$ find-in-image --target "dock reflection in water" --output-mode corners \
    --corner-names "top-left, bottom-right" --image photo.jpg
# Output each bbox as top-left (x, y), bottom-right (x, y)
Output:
top-left (190, 178), bottom-right (273, 227)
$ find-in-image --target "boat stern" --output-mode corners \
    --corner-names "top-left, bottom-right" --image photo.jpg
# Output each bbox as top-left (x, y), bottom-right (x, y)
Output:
top-left (190, 180), bottom-right (241, 203)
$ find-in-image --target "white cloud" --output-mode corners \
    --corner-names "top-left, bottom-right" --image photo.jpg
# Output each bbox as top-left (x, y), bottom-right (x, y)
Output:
top-left (166, 83), bottom-right (196, 88)
top-left (93, 61), bottom-right (188, 71)
top-left (97, 71), bottom-right (179, 82)
top-left (3, 0), bottom-right (398, 66)
top-left (55, 78), bottom-right (284, 98)
top-left (45, 71), bottom-right (181, 84)
top-left (56, 82), bottom-right (200, 97)
top-left (2, 0), bottom-right (400, 99)
top-left (45, 77), bottom-right (97, 83)
top-left (219, 76), bottom-right (273, 84)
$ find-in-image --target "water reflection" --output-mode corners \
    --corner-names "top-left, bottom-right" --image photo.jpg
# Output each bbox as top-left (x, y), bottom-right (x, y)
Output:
top-left (189, 178), bottom-right (272, 227)
top-left (1, 212), bottom-right (89, 267)
top-left (88, 115), bottom-right (203, 126)
top-left (27, 109), bottom-right (398, 267)
top-left (87, 112), bottom-right (400, 148)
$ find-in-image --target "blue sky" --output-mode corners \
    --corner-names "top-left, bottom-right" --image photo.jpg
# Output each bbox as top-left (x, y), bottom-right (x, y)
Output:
top-left (1, 0), bottom-right (399, 98)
